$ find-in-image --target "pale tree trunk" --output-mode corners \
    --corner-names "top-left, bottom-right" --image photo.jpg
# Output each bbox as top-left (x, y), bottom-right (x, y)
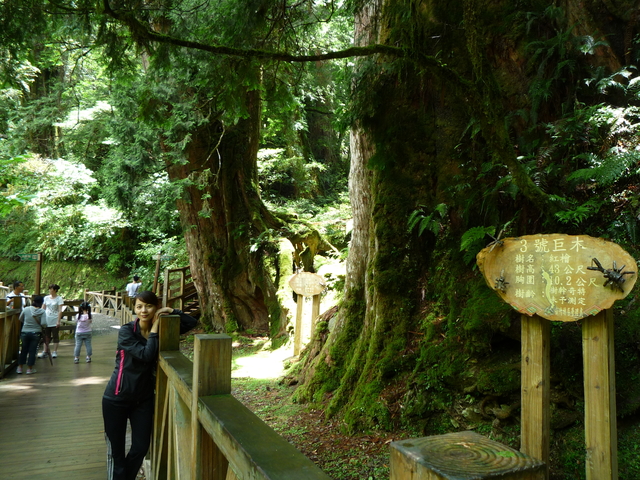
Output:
top-left (295, 0), bottom-right (383, 407)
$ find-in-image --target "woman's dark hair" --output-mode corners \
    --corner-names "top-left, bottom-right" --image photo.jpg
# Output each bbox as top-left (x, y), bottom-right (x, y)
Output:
top-left (133, 275), bottom-right (140, 281)
top-left (48, 284), bottom-right (60, 291)
top-left (78, 301), bottom-right (92, 320)
top-left (135, 290), bottom-right (159, 306)
top-left (32, 295), bottom-right (44, 308)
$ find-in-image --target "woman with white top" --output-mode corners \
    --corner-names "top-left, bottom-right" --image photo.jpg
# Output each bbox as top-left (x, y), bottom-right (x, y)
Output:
top-left (39, 283), bottom-right (64, 359)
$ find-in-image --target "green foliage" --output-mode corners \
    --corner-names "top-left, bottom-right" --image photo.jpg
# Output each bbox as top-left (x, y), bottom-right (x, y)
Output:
top-left (553, 198), bottom-right (602, 226)
top-left (459, 226), bottom-right (495, 264)
top-left (0, 258), bottom-right (128, 299)
top-left (0, 155), bottom-right (35, 216)
top-left (408, 203), bottom-right (447, 237)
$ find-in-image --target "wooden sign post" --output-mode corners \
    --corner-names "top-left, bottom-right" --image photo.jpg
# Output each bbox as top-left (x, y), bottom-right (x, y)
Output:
top-left (289, 272), bottom-right (325, 356)
top-left (18, 252), bottom-right (42, 295)
top-left (477, 234), bottom-right (636, 480)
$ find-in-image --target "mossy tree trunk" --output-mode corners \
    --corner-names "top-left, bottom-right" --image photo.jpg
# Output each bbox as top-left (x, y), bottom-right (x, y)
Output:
top-left (296, 0), bottom-right (636, 431)
top-left (165, 89), bottom-right (284, 333)
top-left (165, 86), bottom-right (336, 335)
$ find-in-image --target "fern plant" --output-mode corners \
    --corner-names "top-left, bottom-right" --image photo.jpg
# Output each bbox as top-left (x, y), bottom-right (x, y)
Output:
top-left (408, 203), bottom-right (448, 236)
top-left (459, 225), bottom-right (496, 265)
top-left (568, 151), bottom-right (640, 187)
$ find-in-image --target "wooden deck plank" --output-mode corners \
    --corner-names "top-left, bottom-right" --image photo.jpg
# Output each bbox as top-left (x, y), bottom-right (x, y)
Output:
top-left (0, 327), bottom-right (119, 480)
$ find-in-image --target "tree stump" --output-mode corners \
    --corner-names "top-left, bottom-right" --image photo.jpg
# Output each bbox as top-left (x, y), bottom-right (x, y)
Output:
top-left (390, 431), bottom-right (545, 480)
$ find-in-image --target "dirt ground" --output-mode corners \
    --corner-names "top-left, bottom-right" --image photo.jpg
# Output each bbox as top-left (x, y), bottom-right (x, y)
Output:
top-left (218, 335), bottom-right (407, 480)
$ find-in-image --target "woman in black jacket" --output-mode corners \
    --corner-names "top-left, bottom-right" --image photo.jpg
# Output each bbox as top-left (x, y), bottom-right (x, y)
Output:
top-left (102, 290), bottom-right (196, 480)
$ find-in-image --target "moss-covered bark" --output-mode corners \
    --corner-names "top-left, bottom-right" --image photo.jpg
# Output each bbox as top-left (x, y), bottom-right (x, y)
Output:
top-left (297, 0), bottom-right (640, 437)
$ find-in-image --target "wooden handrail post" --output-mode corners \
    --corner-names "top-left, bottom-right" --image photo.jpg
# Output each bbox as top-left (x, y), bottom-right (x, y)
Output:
top-left (152, 315), bottom-right (181, 480)
top-left (294, 295), bottom-right (304, 356)
top-left (153, 254), bottom-right (162, 294)
top-left (191, 334), bottom-right (232, 480)
top-left (179, 270), bottom-right (185, 311)
top-left (163, 268), bottom-right (169, 308)
top-left (311, 294), bottom-right (320, 335)
top-left (521, 314), bottom-right (550, 477)
top-left (34, 252), bottom-right (42, 295)
top-left (158, 315), bottom-right (181, 351)
top-left (583, 309), bottom-right (618, 480)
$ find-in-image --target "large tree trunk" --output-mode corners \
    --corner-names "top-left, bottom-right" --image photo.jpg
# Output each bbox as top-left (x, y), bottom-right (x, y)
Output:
top-left (166, 85), bottom-right (335, 335)
top-left (166, 89), bottom-right (281, 333)
top-left (296, 0), bottom-right (637, 433)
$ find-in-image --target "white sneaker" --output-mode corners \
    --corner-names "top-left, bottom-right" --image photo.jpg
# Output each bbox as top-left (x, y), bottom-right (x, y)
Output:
top-left (52, 352), bottom-right (58, 358)
top-left (86, 357), bottom-right (91, 363)
top-left (38, 351), bottom-right (47, 358)
top-left (26, 368), bottom-right (36, 374)
top-left (16, 366), bottom-right (22, 374)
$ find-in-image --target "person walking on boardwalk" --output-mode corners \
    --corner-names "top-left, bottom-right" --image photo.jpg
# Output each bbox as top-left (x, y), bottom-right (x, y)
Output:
top-left (17, 294), bottom-right (45, 375)
top-left (125, 275), bottom-right (141, 298)
top-left (39, 283), bottom-right (64, 359)
top-left (74, 301), bottom-right (93, 364)
top-left (102, 290), bottom-right (197, 480)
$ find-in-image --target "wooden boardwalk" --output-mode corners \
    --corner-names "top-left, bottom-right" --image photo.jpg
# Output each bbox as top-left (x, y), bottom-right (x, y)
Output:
top-left (0, 326), bottom-right (119, 479)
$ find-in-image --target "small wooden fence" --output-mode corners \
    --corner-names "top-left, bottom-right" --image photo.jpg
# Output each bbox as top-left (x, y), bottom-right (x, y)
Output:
top-left (85, 266), bottom-right (199, 326)
top-left (161, 266), bottom-right (198, 314)
top-left (84, 288), bottom-right (121, 317)
top-left (0, 285), bottom-right (21, 378)
top-left (150, 316), bottom-right (331, 480)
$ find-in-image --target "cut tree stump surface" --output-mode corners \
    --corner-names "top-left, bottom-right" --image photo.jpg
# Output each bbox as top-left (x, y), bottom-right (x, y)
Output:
top-left (391, 431), bottom-right (546, 480)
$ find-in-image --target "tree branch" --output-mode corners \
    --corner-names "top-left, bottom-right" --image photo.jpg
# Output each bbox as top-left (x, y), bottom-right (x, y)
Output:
top-left (100, 0), bottom-right (404, 62)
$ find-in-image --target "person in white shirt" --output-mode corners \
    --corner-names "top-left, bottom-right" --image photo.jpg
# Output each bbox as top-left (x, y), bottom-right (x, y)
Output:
top-left (39, 283), bottom-right (64, 359)
top-left (126, 275), bottom-right (142, 298)
top-left (6, 280), bottom-right (26, 310)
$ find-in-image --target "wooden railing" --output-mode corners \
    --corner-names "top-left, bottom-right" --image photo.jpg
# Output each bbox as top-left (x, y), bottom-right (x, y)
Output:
top-left (149, 316), bottom-right (331, 480)
top-left (85, 266), bottom-right (199, 326)
top-left (59, 299), bottom-right (84, 334)
top-left (84, 288), bottom-right (122, 317)
top-left (0, 285), bottom-right (21, 379)
top-left (161, 266), bottom-right (198, 313)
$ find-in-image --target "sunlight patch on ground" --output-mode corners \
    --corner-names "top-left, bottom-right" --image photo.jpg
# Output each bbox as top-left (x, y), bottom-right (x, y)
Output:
top-left (0, 383), bottom-right (35, 392)
top-left (71, 375), bottom-right (111, 386)
top-left (232, 343), bottom-right (294, 379)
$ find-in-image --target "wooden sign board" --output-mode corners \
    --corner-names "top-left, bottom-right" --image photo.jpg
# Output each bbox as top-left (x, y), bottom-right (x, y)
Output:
top-left (152, 254), bottom-right (174, 261)
top-left (289, 272), bottom-right (326, 297)
top-left (477, 234), bottom-right (637, 322)
top-left (18, 253), bottom-right (40, 261)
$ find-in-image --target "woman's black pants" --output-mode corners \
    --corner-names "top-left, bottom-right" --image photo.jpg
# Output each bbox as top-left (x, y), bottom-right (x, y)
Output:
top-left (102, 396), bottom-right (154, 480)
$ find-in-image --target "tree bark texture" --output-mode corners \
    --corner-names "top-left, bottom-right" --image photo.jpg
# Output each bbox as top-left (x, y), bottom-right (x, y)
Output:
top-left (297, 0), bottom-right (636, 430)
top-left (166, 89), bottom-right (281, 333)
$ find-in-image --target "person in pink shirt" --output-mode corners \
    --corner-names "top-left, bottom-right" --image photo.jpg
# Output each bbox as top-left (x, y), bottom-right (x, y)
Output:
top-left (74, 302), bottom-right (93, 363)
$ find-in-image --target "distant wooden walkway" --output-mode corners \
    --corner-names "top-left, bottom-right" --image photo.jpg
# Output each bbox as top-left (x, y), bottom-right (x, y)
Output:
top-left (0, 327), bottom-right (118, 479)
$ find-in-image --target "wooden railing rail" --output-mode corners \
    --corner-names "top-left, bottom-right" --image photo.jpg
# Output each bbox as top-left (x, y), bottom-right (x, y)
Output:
top-left (162, 266), bottom-right (193, 311)
top-left (84, 288), bottom-right (122, 318)
top-left (59, 299), bottom-right (84, 334)
top-left (84, 265), bottom-right (199, 325)
top-left (0, 284), bottom-right (20, 377)
top-left (0, 307), bottom-right (21, 378)
top-left (149, 316), bottom-right (331, 480)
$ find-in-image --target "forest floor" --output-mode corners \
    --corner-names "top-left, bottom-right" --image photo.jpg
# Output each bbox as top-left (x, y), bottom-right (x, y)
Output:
top-left (180, 331), bottom-right (408, 480)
